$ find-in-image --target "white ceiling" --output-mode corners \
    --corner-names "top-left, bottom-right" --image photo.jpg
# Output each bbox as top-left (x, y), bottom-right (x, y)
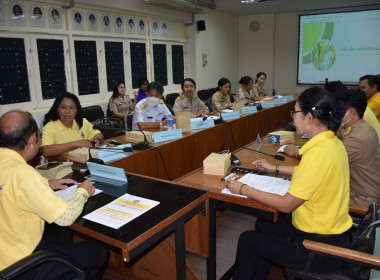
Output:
top-left (215, 0), bottom-right (380, 16)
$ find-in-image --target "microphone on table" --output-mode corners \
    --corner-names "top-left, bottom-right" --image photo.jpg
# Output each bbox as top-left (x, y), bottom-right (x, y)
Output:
top-left (132, 127), bottom-right (150, 150)
top-left (220, 142), bottom-right (285, 161)
top-left (214, 111), bottom-right (225, 125)
top-left (256, 101), bottom-right (263, 111)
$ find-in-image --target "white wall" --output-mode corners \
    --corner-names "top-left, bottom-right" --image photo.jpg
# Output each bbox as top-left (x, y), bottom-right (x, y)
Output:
top-left (192, 11), bottom-right (239, 92)
top-left (238, 12), bottom-right (310, 95)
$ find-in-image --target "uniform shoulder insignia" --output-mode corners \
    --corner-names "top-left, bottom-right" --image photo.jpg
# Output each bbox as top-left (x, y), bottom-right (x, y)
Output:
top-left (159, 99), bottom-right (164, 104)
top-left (216, 92), bottom-right (220, 96)
top-left (141, 102), bottom-right (147, 109)
top-left (343, 127), bottom-right (352, 136)
top-left (180, 95), bottom-right (185, 99)
top-left (193, 94), bottom-right (198, 98)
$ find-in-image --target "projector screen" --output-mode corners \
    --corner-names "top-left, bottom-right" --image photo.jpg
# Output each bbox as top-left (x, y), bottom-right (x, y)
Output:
top-left (297, 8), bottom-right (380, 85)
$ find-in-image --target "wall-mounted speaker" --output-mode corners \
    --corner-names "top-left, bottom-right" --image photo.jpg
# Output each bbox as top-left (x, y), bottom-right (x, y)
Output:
top-left (197, 20), bottom-right (206, 31)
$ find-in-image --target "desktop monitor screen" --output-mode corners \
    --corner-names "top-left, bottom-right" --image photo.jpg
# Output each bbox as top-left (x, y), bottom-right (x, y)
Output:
top-left (297, 8), bottom-right (380, 85)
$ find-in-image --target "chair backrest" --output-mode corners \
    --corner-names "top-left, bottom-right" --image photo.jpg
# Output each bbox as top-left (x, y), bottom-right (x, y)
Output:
top-left (82, 105), bottom-right (104, 123)
top-left (197, 89), bottom-right (209, 101)
top-left (165, 93), bottom-right (179, 106)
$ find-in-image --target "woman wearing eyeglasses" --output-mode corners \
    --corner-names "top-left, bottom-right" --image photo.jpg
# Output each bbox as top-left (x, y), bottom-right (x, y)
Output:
top-left (228, 87), bottom-right (352, 279)
top-left (173, 78), bottom-right (209, 118)
top-left (109, 81), bottom-right (138, 118)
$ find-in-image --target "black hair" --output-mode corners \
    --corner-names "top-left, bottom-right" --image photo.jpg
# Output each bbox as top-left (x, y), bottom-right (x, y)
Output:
top-left (255, 72), bottom-right (266, 84)
top-left (217, 78), bottom-right (231, 93)
top-left (147, 82), bottom-right (164, 95)
top-left (239, 76), bottom-right (253, 86)
top-left (0, 111), bottom-right (39, 150)
top-left (111, 81), bottom-right (125, 100)
top-left (324, 80), bottom-right (347, 95)
top-left (44, 92), bottom-right (84, 128)
top-left (333, 89), bottom-right (367, 120)
top-left (181, 78), bottom-right (196, 90)
top-left (297, 87), bottom-right (340, 132)
top-left (138, 77), bottom-right (149, 88)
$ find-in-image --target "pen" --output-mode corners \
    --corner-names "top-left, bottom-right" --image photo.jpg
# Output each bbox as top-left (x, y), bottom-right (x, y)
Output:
top-left (222, 172), bottom-right (236, 181)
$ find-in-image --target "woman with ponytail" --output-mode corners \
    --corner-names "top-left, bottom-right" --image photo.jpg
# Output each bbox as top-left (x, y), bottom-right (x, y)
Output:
top-left (228, 87), bottom-right (352, 279)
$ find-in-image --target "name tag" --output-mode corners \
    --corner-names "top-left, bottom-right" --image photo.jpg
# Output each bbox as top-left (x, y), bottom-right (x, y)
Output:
top-left (221, 111), bottom-right (240, 120)
top-left (153, 128), bottom-right (183, 143)
top-left (261, 101), bottom-right (275, 109)
top-left (242, 106), bottom-right (257, 114)
top-left (191, 118), bottom-right (215, 130)
top-left (274, 98), bottom-right (287, 105)
top-left (285, 95), bottom-right (294, 102)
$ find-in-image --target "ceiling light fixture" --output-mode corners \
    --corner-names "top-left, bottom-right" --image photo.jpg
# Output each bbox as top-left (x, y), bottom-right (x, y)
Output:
top-left (241, 0), bottom-right (265, 3)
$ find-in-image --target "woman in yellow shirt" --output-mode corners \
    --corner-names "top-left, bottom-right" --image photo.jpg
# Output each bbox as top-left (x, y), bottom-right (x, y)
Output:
top-left (228, 87), bottom-right (352, 279)
top-left (41, 93), bottom-right (103, 158)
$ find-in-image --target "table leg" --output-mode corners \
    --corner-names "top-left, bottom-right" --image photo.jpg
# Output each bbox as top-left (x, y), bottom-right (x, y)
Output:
top-left (175, 222), bottom-right (186, 280)
top-left (207, 198), bottom-right (217, 280)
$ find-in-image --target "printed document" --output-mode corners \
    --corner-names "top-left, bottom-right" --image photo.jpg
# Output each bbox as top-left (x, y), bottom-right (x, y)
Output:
top-left (83, 193), bottom-right (160, 229)
top-left (222, 173), bottom-right (290, 197)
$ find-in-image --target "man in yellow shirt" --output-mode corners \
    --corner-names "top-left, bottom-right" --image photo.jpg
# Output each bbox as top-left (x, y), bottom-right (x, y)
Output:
top-left (359, 75), bottom-right (380, 122)
top-left (0, 111), bottom-right (108, 279)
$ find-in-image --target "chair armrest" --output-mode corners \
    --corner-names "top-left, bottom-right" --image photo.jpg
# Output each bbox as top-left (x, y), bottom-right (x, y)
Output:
top-left (303, 239), bottom-right (380, 268)
top-left (0, 250), bottom-right (85, 279)
top-left (349, 205), bottom-right (368, 215)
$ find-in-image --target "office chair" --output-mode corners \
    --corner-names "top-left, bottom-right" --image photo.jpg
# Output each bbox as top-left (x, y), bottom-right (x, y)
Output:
top-left (165, 93), bottom-right (180, 108)
top-left (0, 250), bottom-right (86, 280)
top-left (82, 105), bottom-right (105, 123)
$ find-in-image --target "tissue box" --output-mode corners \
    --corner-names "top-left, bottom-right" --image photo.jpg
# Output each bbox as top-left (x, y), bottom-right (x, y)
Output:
top-left (125, 130), bottom-right (153, 143)
top-left (203, 152), bottom-right (231, 176)
top-left (36, 161), bottom-right (73, 180)
top-left (267, 130), bottom-right (294, 145)
top-left (68, 148), bottom-right (98, 164)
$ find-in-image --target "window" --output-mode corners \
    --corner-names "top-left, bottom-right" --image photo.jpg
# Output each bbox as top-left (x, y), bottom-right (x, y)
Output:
top-left (74, 40), bottom-right (99, 95)
top-left (105, 41), bottom-right (124, 92)
top-left (130, 42), bottom-right (148, 89)
top-left (153, 43), bottom-right (168, 86)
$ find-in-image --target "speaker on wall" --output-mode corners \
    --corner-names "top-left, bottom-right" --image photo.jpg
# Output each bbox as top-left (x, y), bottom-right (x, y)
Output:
top-left (197, 20), bottom-right (206, 31)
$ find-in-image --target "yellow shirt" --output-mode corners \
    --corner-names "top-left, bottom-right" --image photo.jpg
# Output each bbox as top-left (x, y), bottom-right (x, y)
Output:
top-left (0, 148), bottom-right (68, 269)
top-left (41, 118), bottom-right (100, 157)
top-left (289, 131), bottom-right (352, 234)
top-left (363, 107), bottom-right (380, 143)
top-left (368, 92), bottom-right (380, 122)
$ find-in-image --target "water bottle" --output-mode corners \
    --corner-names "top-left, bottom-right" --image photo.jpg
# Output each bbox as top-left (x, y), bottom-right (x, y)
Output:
top-left (272, 89), bottom-right (278, 99)
top-left (167, 114), bottom-right (174, 130)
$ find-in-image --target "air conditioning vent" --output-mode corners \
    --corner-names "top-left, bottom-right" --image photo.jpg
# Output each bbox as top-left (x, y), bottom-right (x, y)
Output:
top-left (144, 0), bottom-right (216, 13)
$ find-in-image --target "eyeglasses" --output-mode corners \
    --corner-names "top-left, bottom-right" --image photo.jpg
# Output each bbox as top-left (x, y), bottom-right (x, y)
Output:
top-left (290, 110), bottom-right (305, 118)
top-left (183, 85), bottom-right (194, 89)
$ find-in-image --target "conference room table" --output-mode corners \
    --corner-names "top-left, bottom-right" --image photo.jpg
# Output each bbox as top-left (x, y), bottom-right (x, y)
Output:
top-left (175, 137), bottom-right (301, 280)
top-left (70, 172), bottom-right (207, 280)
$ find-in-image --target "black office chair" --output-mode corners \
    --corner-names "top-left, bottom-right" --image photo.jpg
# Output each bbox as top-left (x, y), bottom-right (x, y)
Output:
top-left (165, 93), bottom-right (179, 108)
top-left (82, 105), bottom-right (105, 123)
top-left (0, 250), bottom-right (86, 280)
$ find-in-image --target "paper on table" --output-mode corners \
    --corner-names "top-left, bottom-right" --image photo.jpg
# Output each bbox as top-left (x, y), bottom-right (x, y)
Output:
top-left (222, 173), bottom-right (290, 197)
top-left (56, 185), bottom-right (103, 201)
top-left (83, 193), bottom-right (160, 229)
top-left (222, 109), bottom-right (233, 113)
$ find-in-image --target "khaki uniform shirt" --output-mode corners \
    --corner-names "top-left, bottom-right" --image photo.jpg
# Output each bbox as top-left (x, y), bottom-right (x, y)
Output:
top-left (339, 119), bottom-right (380, 207)
top-left (236, 87), bottom-right (254, 100)
top-left (211, 91), bottom-right (231, 112)
top-left (109, 95), bottom-right (132, 115)
top-left (173, 94), bottom-right (209, 117)
top-left (252, 84), bottom-right (268, 97)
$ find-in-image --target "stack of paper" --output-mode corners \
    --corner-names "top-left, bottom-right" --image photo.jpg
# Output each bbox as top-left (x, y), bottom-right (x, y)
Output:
top-left (222, 173), bottom-right (290, 197)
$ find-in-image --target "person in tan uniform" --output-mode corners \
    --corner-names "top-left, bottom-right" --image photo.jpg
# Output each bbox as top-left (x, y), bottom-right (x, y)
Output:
top-left (334, 89), bottom-right (380, 207)
top-left (173, 78), bottom-right (209, 118)
top-left (252, 72), bottom-right (270, 100)
top-left (236, 76), bottom-right (256, 103)
top-left (211, 77), bottom-right (233, 112)
top-left (109, 81), bottom-right (137, 118)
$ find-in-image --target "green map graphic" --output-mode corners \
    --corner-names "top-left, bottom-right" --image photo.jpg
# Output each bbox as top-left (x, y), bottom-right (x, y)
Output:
top-left (302, 22), bottom-right (336, 70)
